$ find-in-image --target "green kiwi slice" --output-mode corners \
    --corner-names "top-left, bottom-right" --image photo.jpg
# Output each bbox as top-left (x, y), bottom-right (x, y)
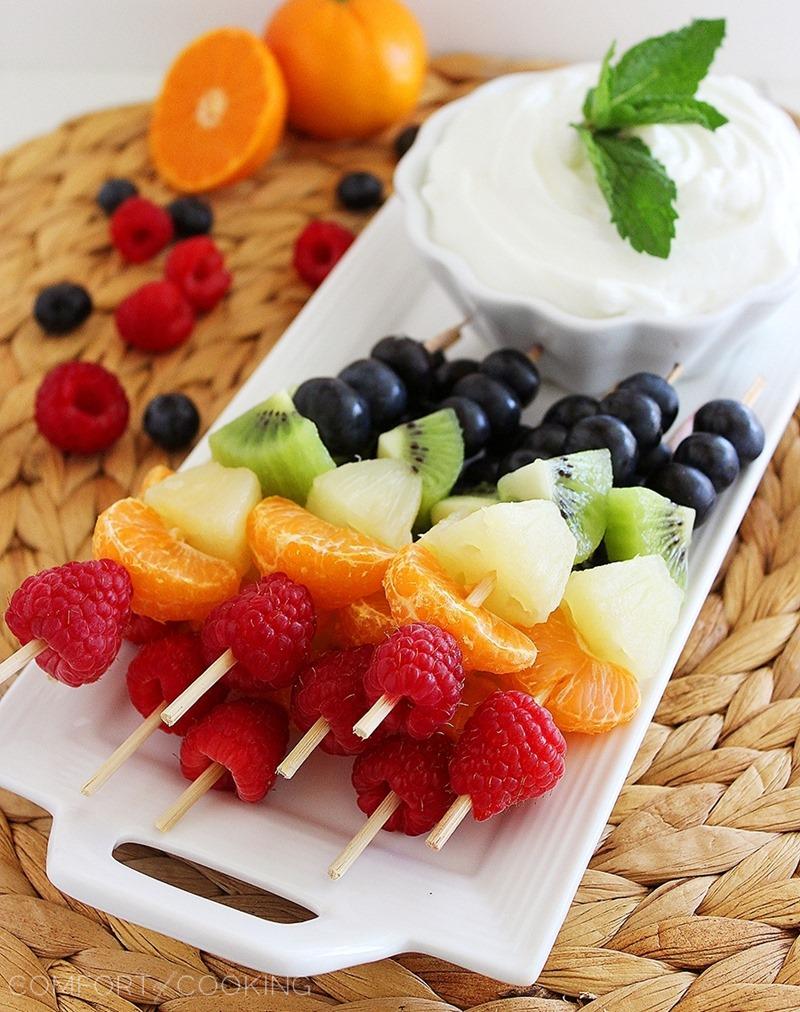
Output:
top-left (604, 486), bottom-right (694, 588)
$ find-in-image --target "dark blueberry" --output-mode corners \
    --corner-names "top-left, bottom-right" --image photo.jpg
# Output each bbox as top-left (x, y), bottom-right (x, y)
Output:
top-left (371, 335), bottom-right (434, 400)
top-left (143, 393), bottom-right (200, 451)
top-left (440, 395), bottom-right (491, 456)
top-left (454, 454), bottom-right (500, 493)
top-left (519, 423), bottom-right (568, 460)
top-left (694, 399), bottom-right (765, 463)
top-left (543, 394), bottom-right (599, 428)
top-left (637, 441), bottom-right (673, 479)
top-left (435, 357), bottom-right (479, 397)
top-left (564, 414), bottom-right (638, 484)
top-left (429, 348), bottom-right (446, 370)
top-left (33, 282), bottom-right (93, 334)
top-left (618, 372), bottom-right (679, 430)
top-left (336, 171), bottom-right (384, 211)
top-left (480, 348), bottom-right (540, 407)
top-left (338, 358), bottom-right (407, 430)
top-left (451, 373), bottom-right (521, 440)
top-left (167, 196), bottom-right (213, 238)
top-left (674, 432), bottom-right (740, 492)
top-left (96, 177), bottom-right (138, 215)
top-left (394, 124), bottom-right (419, 159)
top-left (599, 388), bottom-right (662, 450)
top-left (647, 463), bottom-right (716, 526)
top-left (293, 377), bottom-right (371, 458)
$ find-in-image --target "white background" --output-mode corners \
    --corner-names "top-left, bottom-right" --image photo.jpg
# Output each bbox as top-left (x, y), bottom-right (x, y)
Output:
top-left (2, 0), bottom-right (800, 150)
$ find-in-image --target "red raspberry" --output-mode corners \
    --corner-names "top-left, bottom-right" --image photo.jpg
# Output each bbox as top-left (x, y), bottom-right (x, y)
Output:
top-left (201, 573), bottom-right (316, 693)
top-left (363, 623), bottom-right (464, 739)
top-left (115, 280), bottom-right (194, 353)
top-left (180, 698), bottom-right (289, 802)
top-left (126, 630), bottom-right (226, 736)
top-left (291, 646), bottom-right (376, 756)
top-left (110, 196), bottom-right (173, 263)
top-left (293, 220), bottom-right (355, 288)
top-left (352, 734), bottom-right (455, 836)
top-left (165, 237), bottom-right (232, 313)
top-left (124, 612), bottom-right (172, 644)
top-left (5, 560), bottom-right (132, 687)
top-left (35, 361), bottom-right (129, 454)
top-left (450, 690), bottom-right (566, 821)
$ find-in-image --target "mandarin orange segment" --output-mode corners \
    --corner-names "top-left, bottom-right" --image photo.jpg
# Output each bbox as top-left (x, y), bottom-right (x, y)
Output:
top-left (247, 497), bottom-right (394, 611)
top-left (335, 592), bottom-right (396, 648)
top-left (383, 543), bottom-right (537, 675)
top-left (138, 464), bottom-right (174, 496)
top-left (92, 498), bottom-right (240, 623)
top-left (445, 670), bottom-right (510, 741)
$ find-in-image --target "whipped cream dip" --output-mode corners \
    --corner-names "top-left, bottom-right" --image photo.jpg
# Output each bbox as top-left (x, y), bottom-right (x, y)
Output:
top-left (421, 65), bottom-right (800, 320)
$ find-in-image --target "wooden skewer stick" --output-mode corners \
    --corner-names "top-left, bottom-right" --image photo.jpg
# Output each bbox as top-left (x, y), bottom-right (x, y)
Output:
top-left (426, 794), bottom-right (473, 851)
top-left (527, 343), bottom-right (543, 363)
top-left (328, 790), bottom-right (402, 880)
top-left (161, 649), bottom-right (235, 728)
top-left (277, 716), bottom-right (330, 779)
top-left (155, 762), bottom-right (225, 833)
top-left (666, 362), bottom-right (684, 384)
top-left (424, 318), bottom-right (469, 354)
top-left (743, 375), bottom-right (766, 408)
top-left (0, 639), bottom-right (46, 686)
top-left (81, 703), bottom-right (167, 796)
top-left (464, 572), bottom-right (497, 609)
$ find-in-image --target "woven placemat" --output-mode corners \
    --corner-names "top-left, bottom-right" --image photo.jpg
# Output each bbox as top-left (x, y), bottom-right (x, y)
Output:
top-left (2, 52), bottom-right (800, 1011)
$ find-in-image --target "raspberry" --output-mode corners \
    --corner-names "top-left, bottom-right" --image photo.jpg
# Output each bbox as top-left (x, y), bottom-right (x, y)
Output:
top-left (293, 220), bottom-right (355, 288)
top-left (124, 612), bottom-right (172, 644)
top-left (126, 630), bottom-right (225, 735)
top-left (363, 623), bottom-right (464, 739)
top-left (201, 573), bottom-right (316, 693)
top-left (180, 698), bottom-right (289, 802)
top-left (165, 237), bottom-right (231, 312)
top-left (110, 196), bottom-right (173, 263)
top-left (291, 646), bottom-right (375, 756)
top-left (35, 362), bottom-right (129, 455)
top-left (116, 280), bottom-right (194, 353)
top-left (5, 560), bottom-right (132, 687)
top-left (450, 690), bottom-right (566, 821)
top-left (352, 734), bottom-right (455, 836)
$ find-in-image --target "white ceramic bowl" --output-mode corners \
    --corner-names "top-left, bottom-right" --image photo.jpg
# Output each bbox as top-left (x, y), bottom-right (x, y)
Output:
top-left (395, 73), bottom-right (800, 394)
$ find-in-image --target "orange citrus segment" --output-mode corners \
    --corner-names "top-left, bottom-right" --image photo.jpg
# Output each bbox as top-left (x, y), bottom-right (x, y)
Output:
top-left (92, 498), bottom-right (240, 622)
top-left (445, 670), bottom-right (510, 741)
top-left (139, 465), bottom-right (174, 496)
top-left (383, 543), bottom-right (537, 675)
top-left (150, 28), bottom-right (287, 192)
top-left (247, 497), bottom-right (394, 611)
top-left (335, 592), bottom-right (396, 648)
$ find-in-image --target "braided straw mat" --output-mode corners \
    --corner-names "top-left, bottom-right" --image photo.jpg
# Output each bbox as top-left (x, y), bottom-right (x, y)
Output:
top-left (2, 51), bottom-right (800, 1011)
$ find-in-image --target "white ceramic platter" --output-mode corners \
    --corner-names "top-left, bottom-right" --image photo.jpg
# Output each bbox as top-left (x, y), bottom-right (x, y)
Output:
top-left (1, 198), bottom-right (800, 986)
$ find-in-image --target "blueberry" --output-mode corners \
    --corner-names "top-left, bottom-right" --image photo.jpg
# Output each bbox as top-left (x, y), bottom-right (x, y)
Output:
top-left (543, 394), bottom-right (599, 428)
top-left (480, 349), bottom-right (540, 407)
top-left (564, 415), bottom-right (638, 484)
top-left (599, 388), bottom-right (662, 450)
top-left (96, 177), bottom-right (138, 215)
top-left (440, 395), bottom-right (491, 456)
top-left (371, 335), bottom-right (434, 400)
top-left (455, 454), bottom-right (500, 493)
top-left (338, 358), bottom-right (407, 430)
top-left (336, 172), bottom-right (384, 211)
top-left (637, 441), bottom-right (673, 480)
top-left (394, 124), bottom-right (419, 159)
top-left (618, 372), bottom-right (679, 430)
top-left (674, 432), bottom-right (740, 491)
top-left (167, 196), bottom-right (213, 238)
top-left (694, 399), bottom-right (765, 463)
top-left (451, 373), bottom-right (521, 440)
top-left (519, 423), bottom-right (568, 459)
top-left (435, 357), bottom-right (479, 397)
top-left (294, 377), bottom-right (371, 458)
top-left (143, 393), bottom-right (200, 451)
top-left (34, 282), bottom-right (93, 334)
top-left (648, 463), bottom-right (716, 526)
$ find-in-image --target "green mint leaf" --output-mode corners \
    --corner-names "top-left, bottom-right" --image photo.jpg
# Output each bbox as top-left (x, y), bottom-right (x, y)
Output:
top-left (576, 127), bottom-right (677, 259)
top-left (582, 42), bottom-right (616, 124)
top-left (602, 97), bottom-right (728, 131)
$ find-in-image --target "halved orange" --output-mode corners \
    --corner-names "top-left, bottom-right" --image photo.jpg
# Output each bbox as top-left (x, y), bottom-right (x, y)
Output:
top-left (150, 28), bottom-right (287, 192)
top-left (335, 592), bottom-right (396, 648)
top-left (93, 498), bottom-right (240, 622)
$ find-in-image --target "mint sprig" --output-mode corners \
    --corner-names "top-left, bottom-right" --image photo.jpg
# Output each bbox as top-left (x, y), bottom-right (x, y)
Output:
top-left (577, 19), bottom-right (727, 258)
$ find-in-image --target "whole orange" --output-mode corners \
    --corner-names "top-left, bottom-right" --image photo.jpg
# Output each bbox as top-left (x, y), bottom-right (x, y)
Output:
top-left (264, 0), bottom-right (427, 140)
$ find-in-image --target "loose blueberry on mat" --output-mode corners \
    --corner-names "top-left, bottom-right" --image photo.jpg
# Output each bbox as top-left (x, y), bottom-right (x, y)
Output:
top-left (479, 349), bottom-right (540, 408)
top-left (647, 463), bottom-right (716, 526)
top-left (96, 177), bottom-right (138, 215)
top-left (674, 432), bottom-right (740, 492)
top-left (143, 393), bottom-right (201, 451)
top-left (167, 196), bottom-right (213, 238)
top-left (394, 124), bottom-right (419, 159)
top-left (439, 395), bottom-right (491, 457)
top-left (336, 171), bottom-right (384, 211)
top-left (454, 454), bottom-right (500, 493)
top-left (637, 441), bottom-right (673, 479)
top-left (617, 372), bottom-right (679, 430)
top-left (694, 399), bottom-right (765, 463)
top-left (451, 373), bottom-right (521, 440)
top-left (519, 423), bottom-right (569, 459)
top-left (564, 415), bottom-right (638, 484)
top-left (599, 388), bottom-right (662, 450)
top-left (435, 357), bottom-right (479, 397)
top-left (338, 358), bottom-right (408, 430)
top-left (34, 282), bottom-right (93, 334)
top-left (543, 394), bottom-right (599, 428)
top-left (293, 377), bottom-right (372, 458)
top-left (371, 335), bottom-right (435, 401)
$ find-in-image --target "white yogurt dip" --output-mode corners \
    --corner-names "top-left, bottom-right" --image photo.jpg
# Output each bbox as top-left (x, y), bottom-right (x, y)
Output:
top-left (421, 65), bottom-right (800, 319)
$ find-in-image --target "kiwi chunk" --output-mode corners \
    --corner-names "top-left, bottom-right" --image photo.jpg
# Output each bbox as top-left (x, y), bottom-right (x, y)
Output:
top-left (209, 390), bottom-right (335, 504)
top-left (377, 408), bottom-right (464, 527)
top-left (497, 448), bottom-right (612, 563)
top-left (430, 493), bottom-right (498, 525)
top-left (604, 486), bottom-right (694, 589)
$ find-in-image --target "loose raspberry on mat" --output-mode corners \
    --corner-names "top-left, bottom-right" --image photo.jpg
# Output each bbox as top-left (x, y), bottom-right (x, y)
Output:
top-left (116, 280), bottom-right (194, 353)
top-left (126, 630), bottom-right (226, 735)
top-left (293, 220), bottom-right (355, 288)
top-left (165, 237), bottom-right (232, 312)
top-left (35, 361), bottom-right (129, 454)
top-left (291, 646), bottom-right (375, 755)
top-left (201, 573), bottom-right (316, 693)
top-left (5, 560), bottom-right (132, 687)
top-left (124, 612), bottom-right (172, 644)
top-left (179, 698), bottom-right (289, 802)
top-left (450, 690), bottom-right (566, 821)
top-left (110, 196), bottom-right (174, 262)
top-left (363, 623), bottom-right (465, 739)
top-left (352, 734), bottom-right (455, 836)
